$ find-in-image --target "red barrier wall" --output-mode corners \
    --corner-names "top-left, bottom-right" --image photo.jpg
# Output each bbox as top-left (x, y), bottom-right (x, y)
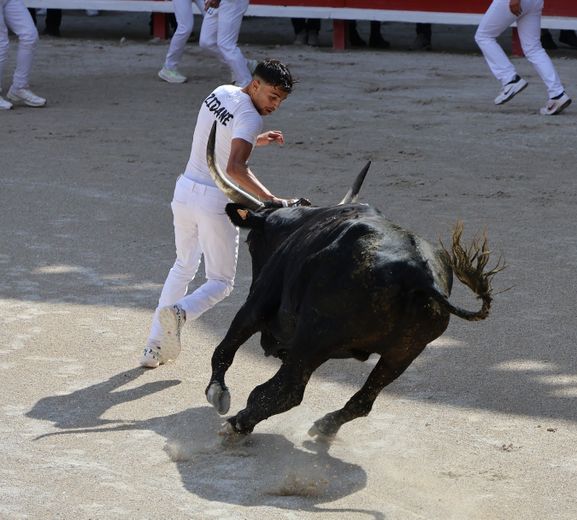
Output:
top-left (250, 0), bottom-right (577, 17)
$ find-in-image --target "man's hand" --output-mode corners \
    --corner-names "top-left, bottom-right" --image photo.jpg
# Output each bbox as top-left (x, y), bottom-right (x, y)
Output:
top-left (205, 0), bottom-right (220, 10)
top-left (509, 0), bottom-right (522, 16)
top-left (268, 197), bottom-right (312, 208)
top-left (256, 130), bottom-right (284, 147)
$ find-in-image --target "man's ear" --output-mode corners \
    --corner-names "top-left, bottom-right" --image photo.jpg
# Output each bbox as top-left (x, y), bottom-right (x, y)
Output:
top-left (225, 203), bottom-right (266, 229)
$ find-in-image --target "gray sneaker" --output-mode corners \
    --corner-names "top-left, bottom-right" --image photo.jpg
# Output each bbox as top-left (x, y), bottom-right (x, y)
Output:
top-left (159, 304), bottom-right (186, 361)
top-left (7, 87), bottom-right (46, 107)
top-left (494, 77), bottom-right (528, 105)
top-left (158, 67), bottom-right (187, 84)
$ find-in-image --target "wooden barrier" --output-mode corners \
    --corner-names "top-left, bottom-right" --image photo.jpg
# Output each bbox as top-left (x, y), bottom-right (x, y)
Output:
top-left (23, 0), bottom-right (577, 48)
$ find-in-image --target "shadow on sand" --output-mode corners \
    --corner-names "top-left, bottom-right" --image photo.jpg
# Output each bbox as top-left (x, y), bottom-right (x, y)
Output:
top-left (26, 368), bottom-right (384, 519)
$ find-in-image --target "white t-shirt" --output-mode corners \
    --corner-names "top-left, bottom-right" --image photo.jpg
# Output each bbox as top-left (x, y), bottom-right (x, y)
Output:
top-left (183, 84), bottom-right (263, 187)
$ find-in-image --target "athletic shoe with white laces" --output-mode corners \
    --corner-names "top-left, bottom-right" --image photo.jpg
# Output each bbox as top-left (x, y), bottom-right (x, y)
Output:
top-left (158, 67), bottom-right (187, 83)
top-left (494, 76), bottom-right (528, 105)
top-left (0, 95), bottom-right (13, 110)
top-left (540, 92), bottom-right (571, 115)
top-left (159, 304), bottom-right (186, 361)
top-left (140, 340), bottom-right (162, 368)
top-left (7, 87), bottom-right (46, 107)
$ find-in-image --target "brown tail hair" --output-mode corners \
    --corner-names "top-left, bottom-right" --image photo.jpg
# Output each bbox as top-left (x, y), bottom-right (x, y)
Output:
top-left (436, 221), bottom-right (506, 321)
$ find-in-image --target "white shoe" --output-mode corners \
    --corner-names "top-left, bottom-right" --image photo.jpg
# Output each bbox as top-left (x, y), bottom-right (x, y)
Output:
top-left (159, 305), bottom-right (186, 362)
top-left (158, 67), bottom-right (187, 84)
top-left (7, 87), bottom-right (46, 107)
top-left (140, 340), bottom-right (162, 368)
top-left (540, 93), bottom-right (571, 115)
top-left (0, 95), bottom-right (13, 110)
top-left (85, 9), bottom-right (99, 16)
top-left (494, 77), bottom-right (528, 105)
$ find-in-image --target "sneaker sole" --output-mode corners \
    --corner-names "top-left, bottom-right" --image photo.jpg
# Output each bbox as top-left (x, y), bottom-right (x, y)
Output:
top-left (7, 96), bottom-right (46, 107)
top-left (495, 81), bottom-right (528, 105)
top-left (139, 357), bottom-right (160, 368)
top-left (159, 307), bottom-right (182, 361)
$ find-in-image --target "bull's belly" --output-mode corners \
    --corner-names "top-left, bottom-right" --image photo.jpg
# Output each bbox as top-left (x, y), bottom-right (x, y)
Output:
top-left (258, 299), bottom-right (450, 361)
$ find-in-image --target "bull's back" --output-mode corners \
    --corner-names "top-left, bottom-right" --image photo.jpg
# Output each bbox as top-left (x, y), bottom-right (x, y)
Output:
top-left (285, 214), bottom-right (450, 353)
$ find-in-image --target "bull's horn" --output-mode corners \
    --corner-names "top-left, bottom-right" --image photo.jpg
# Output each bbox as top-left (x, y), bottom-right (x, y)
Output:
top-left (338, 161), bottom-right (371, 205)
top-left (206, 121), bottom-right (264, 209)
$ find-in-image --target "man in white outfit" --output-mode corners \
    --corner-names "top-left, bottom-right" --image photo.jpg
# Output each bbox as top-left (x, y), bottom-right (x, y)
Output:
top-left (0, 0), bottom-right (46, 109)
top-left (199, 0), bottom-right (254, 87)
top-left (141, 59), bottom-right (295, 368)
top-left (158, 0), bottom-right (205, 83)
top-left (475, 0), bottom-right (571, 115)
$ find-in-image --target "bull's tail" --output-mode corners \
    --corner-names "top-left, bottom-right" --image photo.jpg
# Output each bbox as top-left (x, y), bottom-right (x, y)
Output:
top-left (434, 222), bottom-right (505, 322)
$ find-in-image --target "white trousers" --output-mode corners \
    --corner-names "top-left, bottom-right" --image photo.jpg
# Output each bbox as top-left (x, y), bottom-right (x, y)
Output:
top-left (0, 0), bottom-right (38, 91)
top-left (199, 0), bottom-right (251, 87)
top-left (475, 0), bottom-right (564, 98)
top-left (164, 0), bottom-right (204, 70)
top-left (148, 175), bottom-right (239, 343)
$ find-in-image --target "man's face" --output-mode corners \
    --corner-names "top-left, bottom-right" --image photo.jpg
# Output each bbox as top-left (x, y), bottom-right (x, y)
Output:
top-left (249, 79), bottom-right (289, 116)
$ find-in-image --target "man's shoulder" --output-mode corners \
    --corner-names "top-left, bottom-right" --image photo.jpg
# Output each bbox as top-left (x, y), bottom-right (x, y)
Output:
top-left (212, 84), bottom-right (244, 100)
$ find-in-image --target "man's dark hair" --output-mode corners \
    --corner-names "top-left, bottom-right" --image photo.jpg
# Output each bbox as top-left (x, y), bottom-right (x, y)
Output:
top-left (253, 59), bottom-right (296, 94)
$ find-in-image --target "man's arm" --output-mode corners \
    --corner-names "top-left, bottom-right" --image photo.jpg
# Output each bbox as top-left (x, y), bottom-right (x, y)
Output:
top-left (226, 137), bottom-right (284, 204)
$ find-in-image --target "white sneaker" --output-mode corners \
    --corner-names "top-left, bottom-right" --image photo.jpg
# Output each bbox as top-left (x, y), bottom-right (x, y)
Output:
top-left (0, 95), bottom-right (13, 110)
top-left (7, 87), bottom-right (46, 107)
top-left (540, 93), bottom-right (571, 115)
top-left (140, 340), bottom-right (162, 368)
top-left (494, 77), bottom-right (528, 105)
top-left (159, 305), bottom-right (186, 362)
top-left (158, 67), bottom-right (187, 84)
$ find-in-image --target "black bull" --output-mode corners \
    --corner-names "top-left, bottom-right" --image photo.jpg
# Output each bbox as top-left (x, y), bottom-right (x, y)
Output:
top-left (204, 123), bottom-right (503, 440)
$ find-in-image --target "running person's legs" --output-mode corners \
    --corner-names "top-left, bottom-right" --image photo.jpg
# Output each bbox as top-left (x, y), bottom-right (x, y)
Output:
top-left (517, 0), bottom-right (564, 98)
top-left (215, 0), bottom-right (251, 87)
top-left (156, 185), bottom-right (239, 364)
top-left (176, 188), bottom-right (238, 321)
top-left (199, 0), bottom-right (251, 86)
top-left (475, 0), bottom-right (518, 86)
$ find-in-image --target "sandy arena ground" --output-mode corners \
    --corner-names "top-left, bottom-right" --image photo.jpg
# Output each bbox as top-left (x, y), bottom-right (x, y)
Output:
top-left (1, 12), bottom-right (576, 520)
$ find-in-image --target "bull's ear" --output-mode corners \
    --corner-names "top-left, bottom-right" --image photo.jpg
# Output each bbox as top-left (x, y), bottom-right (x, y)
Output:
top-left (225, 203), bottom-right (266, 229)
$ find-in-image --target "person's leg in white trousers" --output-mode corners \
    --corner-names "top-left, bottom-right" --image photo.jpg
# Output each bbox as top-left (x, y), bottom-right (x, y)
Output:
top-left (147, 183), bottom-right (239, 345)
top-left (163, 0), bottom-right (204, 71)
top-left (475, 0), bottom-right (564, 97)
top-left (0, 0), bottom-right (38, 90)
top-left (199, 0), bottom-right (251, 86)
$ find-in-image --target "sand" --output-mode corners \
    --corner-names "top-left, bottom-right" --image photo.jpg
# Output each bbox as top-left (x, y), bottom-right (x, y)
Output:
top-left (1, 12), bottom-right (576, 520)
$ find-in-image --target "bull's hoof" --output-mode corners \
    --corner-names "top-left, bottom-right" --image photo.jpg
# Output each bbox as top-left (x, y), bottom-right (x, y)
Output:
top-left (218, 420), bottom-right (248, 446)
top-left (307, 418), bottom-right (337, 443)
top-left (206, 381), bottom-right (231, 415)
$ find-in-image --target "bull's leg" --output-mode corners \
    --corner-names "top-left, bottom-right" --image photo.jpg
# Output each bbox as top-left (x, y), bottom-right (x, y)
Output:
top-left (206, 307), bottom-right (260, 415)
top-left (226, 357), bottom-right (323, 435)
top-left (308, 352), bottom-right (422, 440)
